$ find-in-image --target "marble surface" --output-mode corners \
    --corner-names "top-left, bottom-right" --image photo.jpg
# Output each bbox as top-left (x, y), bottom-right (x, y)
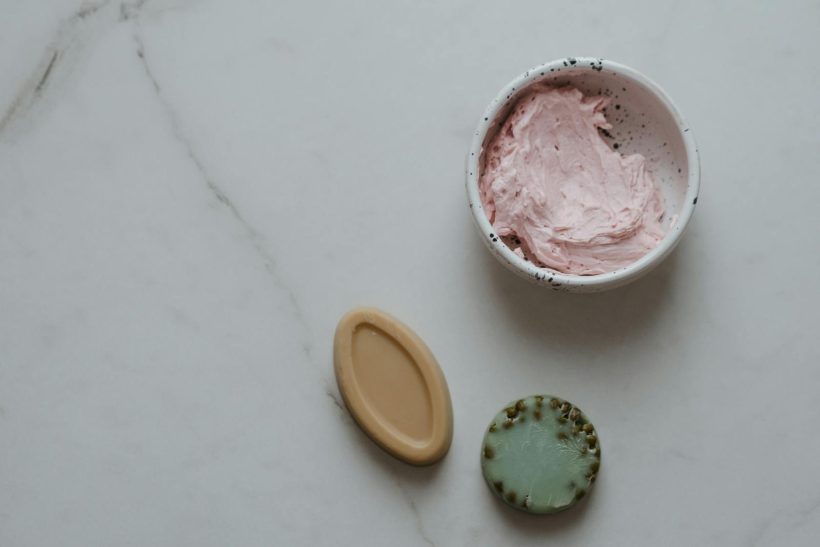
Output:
top-left (2, 1), bottom-right (820, 545)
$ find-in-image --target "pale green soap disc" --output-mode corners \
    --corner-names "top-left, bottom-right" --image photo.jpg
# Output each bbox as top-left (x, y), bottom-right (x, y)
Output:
top-left (481, 395), bottom-right (601, 514)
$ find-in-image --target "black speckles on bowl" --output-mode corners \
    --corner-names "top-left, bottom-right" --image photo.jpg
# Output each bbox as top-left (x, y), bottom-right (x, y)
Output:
top-left (465, 57), bottom-right (700, 292)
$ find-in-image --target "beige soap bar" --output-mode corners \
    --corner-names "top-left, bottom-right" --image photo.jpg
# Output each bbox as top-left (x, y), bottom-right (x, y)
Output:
top-left (333, 307), bottom-right (453, 465)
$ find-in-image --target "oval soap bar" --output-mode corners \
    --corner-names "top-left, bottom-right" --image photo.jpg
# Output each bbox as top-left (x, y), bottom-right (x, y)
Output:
top-left (481, 395), bottom-right (601, 514)
top-left (333, 307), bottom-right (453, 465)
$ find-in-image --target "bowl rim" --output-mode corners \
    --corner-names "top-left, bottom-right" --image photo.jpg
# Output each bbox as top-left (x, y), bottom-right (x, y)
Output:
top-left (465, 57), bottom-right (701, 291)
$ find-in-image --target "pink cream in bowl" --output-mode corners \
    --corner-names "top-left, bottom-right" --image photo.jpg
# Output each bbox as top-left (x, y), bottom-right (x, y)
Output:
top-left (479, 85), bottom-right (666, 276)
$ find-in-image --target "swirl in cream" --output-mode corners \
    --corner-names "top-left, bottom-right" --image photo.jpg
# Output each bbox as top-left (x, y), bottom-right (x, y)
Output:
top-left (479, 86), bottom-right (665, 275)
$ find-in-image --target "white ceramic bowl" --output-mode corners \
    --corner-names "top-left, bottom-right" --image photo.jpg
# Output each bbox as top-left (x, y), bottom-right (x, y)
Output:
top-left (466, 58), bottom-right (700, 292)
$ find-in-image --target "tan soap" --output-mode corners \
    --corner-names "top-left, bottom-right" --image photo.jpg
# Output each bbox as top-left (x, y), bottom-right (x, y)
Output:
top-left (333, 307), bottom-right (453, 465)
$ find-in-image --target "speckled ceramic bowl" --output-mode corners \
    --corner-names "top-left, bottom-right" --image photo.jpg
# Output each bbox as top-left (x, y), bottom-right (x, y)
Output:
top-left (466, 58), bottom-right (700, 292)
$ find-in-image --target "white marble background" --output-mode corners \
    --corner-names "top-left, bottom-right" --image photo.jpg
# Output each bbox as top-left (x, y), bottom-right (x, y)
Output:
top-left (1, 1), bottom-right (819, 545)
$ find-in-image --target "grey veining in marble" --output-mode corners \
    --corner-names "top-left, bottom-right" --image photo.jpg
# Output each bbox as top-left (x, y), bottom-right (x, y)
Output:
top-left (2, 1), bottom-right (820, 546)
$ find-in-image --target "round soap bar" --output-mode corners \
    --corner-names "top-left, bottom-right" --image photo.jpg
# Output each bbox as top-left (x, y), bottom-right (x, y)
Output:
top-left (334, 307), bottom-right (453, 466)
top-left (481, 395), bottom-right (601, 514)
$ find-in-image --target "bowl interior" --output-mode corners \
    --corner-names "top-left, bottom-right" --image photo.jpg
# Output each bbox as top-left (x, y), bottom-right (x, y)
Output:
top-left (478, 61), bottom-right (692, 249)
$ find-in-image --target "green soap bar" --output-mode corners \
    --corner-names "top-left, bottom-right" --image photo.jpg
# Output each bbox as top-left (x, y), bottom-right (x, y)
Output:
top-left (481, 395), bottom-right (601, 514)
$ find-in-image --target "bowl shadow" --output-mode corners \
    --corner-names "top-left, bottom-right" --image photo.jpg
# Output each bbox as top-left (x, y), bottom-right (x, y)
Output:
top-left (476, 233), bottom-right (686, 355)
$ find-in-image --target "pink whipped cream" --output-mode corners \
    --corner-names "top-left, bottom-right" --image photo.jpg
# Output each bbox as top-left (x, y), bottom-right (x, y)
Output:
top-left (479, 86), bottom-right (665, 275)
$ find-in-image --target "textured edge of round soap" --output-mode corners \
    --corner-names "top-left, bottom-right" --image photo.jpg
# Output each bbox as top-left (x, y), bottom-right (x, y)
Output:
top-left (333, 307), bottom-right (453, 466)
top-left (481, 395), bottom-right (601, 514)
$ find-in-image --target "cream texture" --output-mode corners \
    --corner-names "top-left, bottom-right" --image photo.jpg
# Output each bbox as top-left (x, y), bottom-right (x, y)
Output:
top-left (479, 86), bottom-right (665, 275)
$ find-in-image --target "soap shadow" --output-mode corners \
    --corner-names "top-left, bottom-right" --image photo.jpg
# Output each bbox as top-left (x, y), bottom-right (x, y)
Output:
top-left (492, 487), bottom-right (599, 537)
top-left (339, 405), bottom-right (446, 486)
top-left (476, 234), bottom-right (686, 355)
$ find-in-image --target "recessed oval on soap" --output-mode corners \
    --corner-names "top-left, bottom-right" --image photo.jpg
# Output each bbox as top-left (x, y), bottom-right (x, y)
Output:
top-left (333, 307), bottom-right (453, 466)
